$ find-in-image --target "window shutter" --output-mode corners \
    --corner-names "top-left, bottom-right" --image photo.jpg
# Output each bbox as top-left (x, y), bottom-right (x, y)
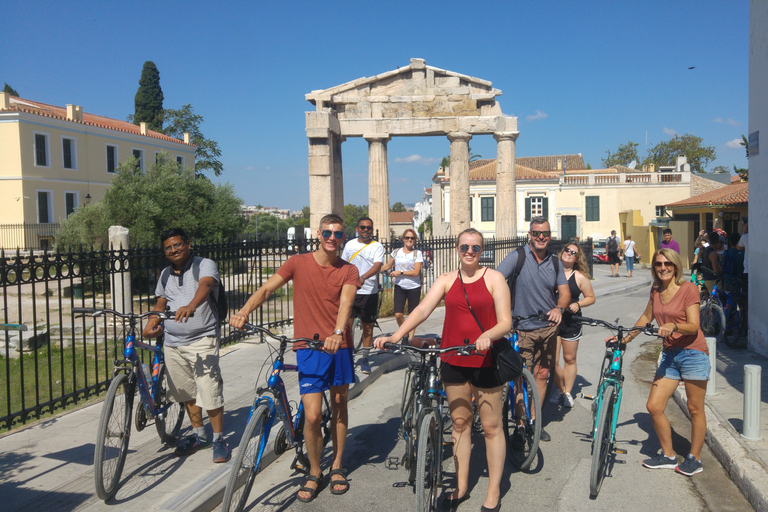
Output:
top-left (525, 197), bottom-right (532, 221)
top-left (542, 197), bottom-right (549, 219)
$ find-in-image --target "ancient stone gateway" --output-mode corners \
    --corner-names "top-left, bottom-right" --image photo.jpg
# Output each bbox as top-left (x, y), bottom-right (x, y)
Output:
top-left (305, 58), bottom-right (519, 239)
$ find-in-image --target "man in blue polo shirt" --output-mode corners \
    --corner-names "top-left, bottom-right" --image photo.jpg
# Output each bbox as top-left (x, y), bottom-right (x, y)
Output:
top-left (496, 217), bottom-right (571, 442)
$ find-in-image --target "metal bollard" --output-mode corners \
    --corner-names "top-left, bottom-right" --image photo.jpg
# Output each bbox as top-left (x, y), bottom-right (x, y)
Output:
top-left (742, 364), bottom-right (763, 441)
top-left (706, 337), bottom-right (717, 396)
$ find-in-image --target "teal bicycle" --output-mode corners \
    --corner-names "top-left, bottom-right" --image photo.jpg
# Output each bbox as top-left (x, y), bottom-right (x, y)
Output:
top-left (577, 316), bottom-right (658, 496)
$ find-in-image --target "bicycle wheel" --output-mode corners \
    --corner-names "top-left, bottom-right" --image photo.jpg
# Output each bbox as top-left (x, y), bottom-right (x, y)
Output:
top-left (154, 364), bottom-right (185, 446)
top-left (352, 318), bottom-right (365, 353)
top-left (590, 385), bottom-right (616, 497)
top-left (415, 409), bottom-right (441, 512)
top-left (400, 367), bottom-right (419, 483)
top-left (504, 368), bottom-right (541, 471)
top-left (94, 372), bottom-right (134, 501)
top-left (700, 302), bottom-right (725, 340)
top-left (222, 404), bottom-right (270, 512)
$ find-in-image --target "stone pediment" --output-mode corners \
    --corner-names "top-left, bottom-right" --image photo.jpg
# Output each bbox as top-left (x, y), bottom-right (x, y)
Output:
top-left (305, 58), bottom-right (514, 137)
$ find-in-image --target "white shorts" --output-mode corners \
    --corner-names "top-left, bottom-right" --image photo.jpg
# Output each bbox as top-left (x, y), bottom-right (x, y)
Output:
top-left (164, 335), bottom-right (224, 410)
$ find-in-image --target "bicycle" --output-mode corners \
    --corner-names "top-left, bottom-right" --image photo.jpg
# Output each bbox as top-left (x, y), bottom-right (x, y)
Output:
top-left (380, 340), bottom-right (477, 512)
top-left (502, 313), bottom-right (547, 471)
top-left (577, 316), bottom-right (658, 497)
top-left (221, 323), bottom-right (332, 512)
top-left (692, 264), bottom-right (726, 341)
top-left (73, 307), bottom-right (185, 501)
top-left (721, 277), bottom-right (748, 347)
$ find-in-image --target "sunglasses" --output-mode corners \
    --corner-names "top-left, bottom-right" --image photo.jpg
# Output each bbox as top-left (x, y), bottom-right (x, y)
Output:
top-left (564, 248), bottom-right (578, 256)
top-left (459, 244), bottom-right (482, 254)
top-left (321, 230), bottom-right (344, 239)
top-left (403, 236), bottom-right (416, 241)
top-left (653, 261), bottom-right (675, 268)
top-left (358, 225), bottom-right (373, 231)
top-left (530, 230), bottom-right (552, 238)
top-left (163, 241), bottom-right (187, 253)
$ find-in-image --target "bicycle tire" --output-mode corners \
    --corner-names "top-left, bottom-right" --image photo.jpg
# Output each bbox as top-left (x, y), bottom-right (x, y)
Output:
top-left (700, 302), bottom-right (725, 340)
top-left (222, 404), bottom-right (270, 512)
top-left (352, 318), bottom-right (365, 353)
top-left (504, 368), bottom-right (541, 471)
top-left (415, 409), bottom-right (441, 512)
top-left (154, 364), bottom-right (185, 446)
top-left (94, 373), bottom-right (134, 501)
top-left (590, 385), bottom-right (616, 497)
top-left (400, 367), bottom-right (419, 483)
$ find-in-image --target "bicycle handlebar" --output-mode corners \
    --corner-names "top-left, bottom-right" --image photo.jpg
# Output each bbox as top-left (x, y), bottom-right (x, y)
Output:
top-left (240, 322), bottom-right (325, 350)
top-left (381, 341), bottom-right (477, 356)
top-left (575, 316), bottom-right (660, 337)
top-left (73, 308), bottom-right (189, 321)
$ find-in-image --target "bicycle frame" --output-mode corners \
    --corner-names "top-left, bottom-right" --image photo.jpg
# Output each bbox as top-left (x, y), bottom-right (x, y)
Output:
top-left (591, 343), bottom-right (625, 443)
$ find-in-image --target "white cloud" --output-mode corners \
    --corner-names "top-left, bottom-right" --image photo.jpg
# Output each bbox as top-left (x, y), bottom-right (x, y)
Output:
top-left (713, 117), bottom-right (740, 127)
top-left (526, 110), bottom-right (548, 121)
top-left (726, 138), bottom-right (743, 149)
top-left (394, 154), bottom-right (437, 166)
top-left (663, 127), bottom-right (678, 136)
top-left (245, 166), bottom-right (255, 171)
top-left (714, 117), bottom-right (723, 123)
top-left (727, 118), bottom-right (740, 127)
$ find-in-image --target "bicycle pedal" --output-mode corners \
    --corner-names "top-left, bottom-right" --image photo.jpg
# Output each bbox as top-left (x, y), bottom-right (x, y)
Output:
top-left (290, 455), bottom-right (310, 475)
top-left (613, 448), bottom-right (627, 454)
top-left (443, 440), bottom-right (454, 447)
top-left (385, 457), bottom-right (401, 469)
top-left (582, 394), bottom-right (595, 401)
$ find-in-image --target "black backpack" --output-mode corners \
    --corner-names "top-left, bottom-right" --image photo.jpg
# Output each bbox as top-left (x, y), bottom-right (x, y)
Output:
top-left (508, 246), bottom-right (560, 309)
top-left (160, 256), bottom-right (228, 322)
top-left (606, 236), bottom-right (619, 253)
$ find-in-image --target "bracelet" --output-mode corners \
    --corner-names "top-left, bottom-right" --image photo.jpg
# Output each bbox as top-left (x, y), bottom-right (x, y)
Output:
top-left (673, 323), bottom-right (679, 332)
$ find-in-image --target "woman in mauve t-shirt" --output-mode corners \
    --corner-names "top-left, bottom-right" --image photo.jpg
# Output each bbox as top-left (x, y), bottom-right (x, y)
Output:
top-left (617, 248), bottom-right (709, 477)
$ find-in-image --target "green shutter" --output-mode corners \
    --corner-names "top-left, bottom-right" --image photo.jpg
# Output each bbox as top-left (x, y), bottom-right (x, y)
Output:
top-left (542, 197), bottom-right (549, 219)
top-left (525, 197), bottom-right (532, 221)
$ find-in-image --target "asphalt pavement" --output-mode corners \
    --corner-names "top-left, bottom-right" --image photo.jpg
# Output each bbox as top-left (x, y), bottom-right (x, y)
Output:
top-left (1, 262), bottom-right (767, 511)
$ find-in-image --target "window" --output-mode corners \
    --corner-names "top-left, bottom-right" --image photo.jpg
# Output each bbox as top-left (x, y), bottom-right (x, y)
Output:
top-left (62, 137), bottom-right (77, 169)
top-left (106, 145), bottom-right (118, 173)
top-left (155, 151), bottom-right (161, 164)
top-left (655, 205), bottom-right (667, 217)
top-left (481, 197), bottom-right (494, 221)
top-left (525, 196), bottom-right (548, 221)
top-left (34, 133), bottom-right (50, 166)
top-left (586, 196), bottom-right (600, 221)
top-left (132, 148), bottom-right (144, 171)
top-left (65, 192), bottom-right (78, 217)
top-left (37, 190), bottom-right (53, 223)
top-left (176, 155), bottom-right (184, 167)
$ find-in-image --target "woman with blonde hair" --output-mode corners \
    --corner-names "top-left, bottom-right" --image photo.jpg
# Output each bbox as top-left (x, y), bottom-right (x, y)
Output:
top-left (381, 228), bottom-right (423, 342)
top-left (611, 248), bottom-right (708, 476)
top-left (549, 243), bottom-right (595, 407)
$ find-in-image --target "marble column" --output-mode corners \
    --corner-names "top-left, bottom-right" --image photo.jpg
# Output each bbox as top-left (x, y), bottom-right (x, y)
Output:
top-left (366, 134), bottom-right (391, 241)
top-left (332, 136), bottom-right (345, 217)
top-left (448, 132), bottom-right (472, 235)
top-left (308, 137), bottom-right (334, 231)
top-left (494, 131), bottom-right (520, 238)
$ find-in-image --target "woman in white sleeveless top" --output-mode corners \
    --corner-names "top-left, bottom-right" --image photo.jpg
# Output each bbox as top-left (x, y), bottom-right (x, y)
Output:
top-left (381, 228), bottom-right (423, 341)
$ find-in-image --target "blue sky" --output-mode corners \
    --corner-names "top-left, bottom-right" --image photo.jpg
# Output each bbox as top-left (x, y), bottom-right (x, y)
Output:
top-left (3, 1), bottom-right (749, 211)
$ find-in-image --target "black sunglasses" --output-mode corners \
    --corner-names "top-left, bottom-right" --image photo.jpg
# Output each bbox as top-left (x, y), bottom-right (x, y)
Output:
top-left (653, 261), bottom-right (675, 268)
top-left (459, 244), bottom-right (482, 254)
top-left (530, 230), bottom-right (552, 238)
top-left (564, 248), bottom-right (578, 256)
top-left (403, 236), bottom-right (416, 241)
top-left (321, 230), bottom-right (344, 239)
top-left (358, 225), bottom-right (373, 231)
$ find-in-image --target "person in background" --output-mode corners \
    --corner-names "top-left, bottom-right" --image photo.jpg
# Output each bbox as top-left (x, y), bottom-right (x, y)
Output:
top-left (737, 220), bottom-right (748, 297)
top-left (660, 228), bottom-right (681, 254)
top-left (607, 230), bottom-right (622, 278)
top-left (623, 234), bottom-right (639, 278)
top-left (692, 230), bottom-right (708, 265)
top-left (381, 228), bottom-right (423, 342)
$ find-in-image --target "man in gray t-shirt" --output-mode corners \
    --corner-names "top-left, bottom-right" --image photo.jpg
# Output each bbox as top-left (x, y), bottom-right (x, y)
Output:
top-left (496, 217), bottom-right (571, 441)
top-left (143, 228), bottom-right (230, 463)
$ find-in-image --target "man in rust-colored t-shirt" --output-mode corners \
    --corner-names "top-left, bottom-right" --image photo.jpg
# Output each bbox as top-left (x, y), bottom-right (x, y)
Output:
top-left (230, 214), bottom-right (359, 501)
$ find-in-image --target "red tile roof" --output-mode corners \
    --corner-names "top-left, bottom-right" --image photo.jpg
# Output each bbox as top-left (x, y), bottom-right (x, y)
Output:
top-left (667, 182), bottom-right (748, 208)
top-left (390, 212), bottom-right (414, 223)
top-left (2, 96), bottom-right (195, 146)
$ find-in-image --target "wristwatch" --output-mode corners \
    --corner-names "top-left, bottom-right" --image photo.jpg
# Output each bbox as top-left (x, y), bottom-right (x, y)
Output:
top-left (556, 307), bottom-right (565, 314)
top-left (333, 329), bottom-right (344, 336)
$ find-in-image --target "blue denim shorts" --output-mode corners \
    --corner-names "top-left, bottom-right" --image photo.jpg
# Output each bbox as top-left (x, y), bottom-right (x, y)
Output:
top-left (297, 347), bottom-right (355, 394)
top-left (656, 348), bottom-right (710, 381)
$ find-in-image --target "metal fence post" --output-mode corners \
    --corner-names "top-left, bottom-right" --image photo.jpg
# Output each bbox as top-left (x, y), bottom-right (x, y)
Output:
top-left (706, 336), bottom-right (717, 396)
top-left (742, 364), bottom-right (762, 441)
top-left (109, 226), bottom-right (132, 314)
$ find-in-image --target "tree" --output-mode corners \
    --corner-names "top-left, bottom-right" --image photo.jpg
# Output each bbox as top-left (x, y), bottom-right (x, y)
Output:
top-left (644, 134), bottom-right (715, 173)
top-left (418, 215), bottom-right (432, 237)
top-left (736, 134), bottom-right (749, 181)
top-left (3, 83), bottom-right (19, 96)
top-left (343, 204), bottom-right (368, 237)
top-left (56, 154), bottom-right (245, 248)
top-left (439, 156), bottom-right (450, 169)
top-left (712, 165), bottom-right (730, 174)
top-left (243, 213), bottom-right (291, 238)
top-left (601, 140), bottom-right (639, 168)
top-left (391, 201), bottom-right (407, 212)
top-left (162, 104), bottom-right (223, 176)
top-left (133, 61), bottom-right (164, 132)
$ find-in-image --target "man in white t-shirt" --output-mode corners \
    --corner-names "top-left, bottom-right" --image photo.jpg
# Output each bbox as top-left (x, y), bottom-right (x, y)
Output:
top-left (342, 217), bottom-right (385, 374)
top-left (738, 220), bottom-right (749, 295)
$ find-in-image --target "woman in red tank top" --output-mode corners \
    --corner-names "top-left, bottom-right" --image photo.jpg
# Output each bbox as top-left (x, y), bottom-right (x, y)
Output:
top-left (375, 229), bottom-right (511, 511)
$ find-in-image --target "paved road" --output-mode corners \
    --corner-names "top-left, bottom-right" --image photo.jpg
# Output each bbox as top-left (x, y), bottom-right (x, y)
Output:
top-left (216, 286), bottom-right (753, 512)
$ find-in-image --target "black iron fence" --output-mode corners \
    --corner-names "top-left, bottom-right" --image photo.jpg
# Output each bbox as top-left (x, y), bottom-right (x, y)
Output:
top-left (0, 234), bottom-right (589, 430)
top-left (0, 223), bottom-right (61, 251)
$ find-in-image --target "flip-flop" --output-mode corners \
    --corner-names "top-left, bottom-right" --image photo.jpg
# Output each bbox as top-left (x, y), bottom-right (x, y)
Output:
top-left (329, 468), bottom-right (350, 495)
top-left (297, 474), bottom-right (324, 503)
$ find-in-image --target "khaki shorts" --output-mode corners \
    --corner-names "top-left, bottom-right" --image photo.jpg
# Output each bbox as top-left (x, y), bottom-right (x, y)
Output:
top-left (164, 335), bottom-right (224, 411)
top-left (517, 324), bottom-right (559, 369)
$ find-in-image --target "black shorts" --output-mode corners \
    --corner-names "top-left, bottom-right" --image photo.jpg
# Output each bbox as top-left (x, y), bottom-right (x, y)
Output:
top-left (393, 285), bottom-right (421, 315)
top-left (351, 293), bottom-right (378, 324)
top-left (608, 251), bottom-right (621, 265)
top-left (558, 312), bottom-right (583, 341)
top-left (441, 361), bottom-right (503, 389)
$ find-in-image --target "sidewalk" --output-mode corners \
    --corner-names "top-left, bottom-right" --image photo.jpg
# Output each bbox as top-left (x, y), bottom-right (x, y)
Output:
top-left (0, 262), bottom-right (766, 511)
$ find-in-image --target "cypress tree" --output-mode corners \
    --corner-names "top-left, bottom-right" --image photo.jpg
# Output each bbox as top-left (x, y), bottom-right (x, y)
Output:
top-left (133, 61), bottom-right (164, 132)
top-left (2, 83), bottom-right (19, 96)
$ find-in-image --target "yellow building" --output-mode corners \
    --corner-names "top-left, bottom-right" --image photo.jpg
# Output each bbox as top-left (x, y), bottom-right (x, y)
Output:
top-left (0, 92), bottom-right (196, 249)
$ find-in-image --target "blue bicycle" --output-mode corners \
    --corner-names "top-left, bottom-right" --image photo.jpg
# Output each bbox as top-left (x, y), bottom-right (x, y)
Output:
top-left (74, 307), bottom-right (185, 501)
top-left (221, 324), bottom-right (332, 512)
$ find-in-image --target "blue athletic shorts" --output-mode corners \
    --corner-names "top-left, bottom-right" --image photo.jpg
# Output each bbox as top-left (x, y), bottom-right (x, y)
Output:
top-left (656, 348), bottom-right (710, 381)
top-left (297, 347), bottom-right (355, 394)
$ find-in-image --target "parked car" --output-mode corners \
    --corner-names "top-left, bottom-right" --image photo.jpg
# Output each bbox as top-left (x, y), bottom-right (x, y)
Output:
top-left (592, 240), bottom-right (608, 264)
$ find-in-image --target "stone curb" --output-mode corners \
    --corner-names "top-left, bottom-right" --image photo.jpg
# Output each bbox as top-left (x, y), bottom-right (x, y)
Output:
top-left (160, 353), bottom-right (410, 512)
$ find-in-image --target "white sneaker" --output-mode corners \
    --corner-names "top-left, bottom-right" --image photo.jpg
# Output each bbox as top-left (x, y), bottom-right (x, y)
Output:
top-left (563, 392), bottom-right (575, 408)
top-left (549, 388), bottom-right (564, 405)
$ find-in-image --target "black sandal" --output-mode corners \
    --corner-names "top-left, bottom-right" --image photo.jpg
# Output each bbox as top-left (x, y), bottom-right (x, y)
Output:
top-left (329, 468), bottom-right (350, 495)
top-left (297, 474), bottom-right (323, 503)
